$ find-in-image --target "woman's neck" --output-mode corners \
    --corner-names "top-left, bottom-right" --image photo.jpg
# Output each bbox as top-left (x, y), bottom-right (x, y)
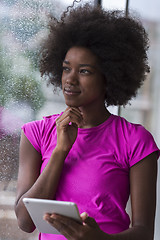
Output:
top-left (79, 104), bottom-right (111, 129)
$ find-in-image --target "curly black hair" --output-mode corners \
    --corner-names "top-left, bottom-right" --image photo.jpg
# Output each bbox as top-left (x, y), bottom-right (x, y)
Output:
top-left (39, 3), bottom-right (150, 106)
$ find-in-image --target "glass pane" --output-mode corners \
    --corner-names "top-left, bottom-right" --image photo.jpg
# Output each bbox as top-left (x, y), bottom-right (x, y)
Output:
top-left (102, 0), bottom-right (127, 115)
top-left (126, 2), bottom-right (160, 240)
top-left (0, 0), bottom-right (93, 239)
top-left (114, 1), bottom-right (160, 239)
top-left (120, 0), bottom-right (160, 137)
top-left (102, 1), bottom-right (160, 239)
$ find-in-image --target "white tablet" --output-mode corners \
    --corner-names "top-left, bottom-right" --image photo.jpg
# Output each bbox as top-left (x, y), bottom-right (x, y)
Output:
top-left (23, 198), bottom-right (82, 234)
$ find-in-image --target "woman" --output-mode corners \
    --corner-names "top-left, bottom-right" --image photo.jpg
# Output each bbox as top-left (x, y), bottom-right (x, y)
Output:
top-left (15, 3), bottom-right (160, 240)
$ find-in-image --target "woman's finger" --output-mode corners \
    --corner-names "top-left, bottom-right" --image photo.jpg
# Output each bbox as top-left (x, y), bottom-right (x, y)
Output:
top-left (56, 111), bottom-right (83, 127)
top-left (44, 214), bottom-right (74, 238)
top-left (56, 107), bottom-right (83, 124)
top-left (50, 213), bottom-right (82, 231)
top-left (83, 215), bottom-right (99, 228)
top-left (69, 107), bottom-right (83, 118)
top-left (80, 212), bottom-right (89, 222)
top-left (44, 213), bottom-right (82, 238)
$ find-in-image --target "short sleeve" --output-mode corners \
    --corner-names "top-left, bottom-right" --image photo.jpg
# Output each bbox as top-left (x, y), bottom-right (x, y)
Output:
top-left (128, 124), bottom-right (160, 167)
top-left (21, 119), bottom-right (44, 153)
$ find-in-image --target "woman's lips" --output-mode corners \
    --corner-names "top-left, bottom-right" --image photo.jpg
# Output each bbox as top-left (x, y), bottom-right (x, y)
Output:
top-left (64, 88), bottom-right (81, 96)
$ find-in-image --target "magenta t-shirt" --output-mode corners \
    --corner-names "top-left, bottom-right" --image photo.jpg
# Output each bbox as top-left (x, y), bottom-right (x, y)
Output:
top-left (22, 114), bottom-right (160, 240)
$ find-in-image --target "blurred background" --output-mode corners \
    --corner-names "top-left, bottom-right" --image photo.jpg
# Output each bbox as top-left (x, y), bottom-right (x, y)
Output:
top-left (0, 0), bottom-right (159, 239)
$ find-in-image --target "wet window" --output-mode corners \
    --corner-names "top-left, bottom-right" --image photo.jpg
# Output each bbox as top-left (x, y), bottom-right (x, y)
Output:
top-left (120, 1), bottom-right (160, 240)
top-left (0, 0), bottom-right (159, 240)
top-left (103, 1), bottom-right (160, 240)
top-left (0, 0), bottom-right (88, 239)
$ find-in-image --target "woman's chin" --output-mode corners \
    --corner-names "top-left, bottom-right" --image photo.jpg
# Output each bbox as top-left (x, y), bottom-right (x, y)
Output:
top-left (65, 101), bottom-right (81, 108)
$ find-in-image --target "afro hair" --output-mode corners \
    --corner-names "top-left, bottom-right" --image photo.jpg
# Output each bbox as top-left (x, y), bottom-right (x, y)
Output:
top-left (39, 3), bottom-right (150, 106)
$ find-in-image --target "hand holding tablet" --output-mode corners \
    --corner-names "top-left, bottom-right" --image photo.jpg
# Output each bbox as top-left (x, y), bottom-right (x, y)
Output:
top-left (23, 198), bottom-right (82, 234)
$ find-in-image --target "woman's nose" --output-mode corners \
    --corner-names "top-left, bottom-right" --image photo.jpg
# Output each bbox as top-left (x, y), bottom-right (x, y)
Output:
top-left (66, 71), bottom-right (79, 85)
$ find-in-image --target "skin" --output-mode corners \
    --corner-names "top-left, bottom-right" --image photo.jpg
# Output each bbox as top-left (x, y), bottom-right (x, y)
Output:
top-left (15, 46), bottom-right (158, 240)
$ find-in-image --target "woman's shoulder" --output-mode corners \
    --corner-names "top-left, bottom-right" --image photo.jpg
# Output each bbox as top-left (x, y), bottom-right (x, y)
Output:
top-left (22, 113), bottom-right (61, 129)
top-left (42, 113), bottom-right (61, 125)
top-left (112, 115), bottom-right (160, 166)
top-left (111, 114), bottom-right (159, 151)
top-left (112, 114), bottom-right (149, 137)
top-left (21, 113), bottom-right (62, 153)
top-left (21, 113), bottom-right (62, 140)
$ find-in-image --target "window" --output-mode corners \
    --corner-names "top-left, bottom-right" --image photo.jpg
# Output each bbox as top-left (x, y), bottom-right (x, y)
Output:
top-left (0, 1), bottom-right (159, 239)
top-left (103, 1), bottom-right (160, 240)
top-left (0, 1), bottom-right (89, 239)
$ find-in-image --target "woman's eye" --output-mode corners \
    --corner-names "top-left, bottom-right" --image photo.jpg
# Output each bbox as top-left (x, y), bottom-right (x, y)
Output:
top-left (80, 69), bottom-right (91, 74)
top-left (62, 66), bottom-right (70, 72)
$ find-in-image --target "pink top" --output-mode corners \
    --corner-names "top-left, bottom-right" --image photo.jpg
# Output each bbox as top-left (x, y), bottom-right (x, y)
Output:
top-left (22, 114), bottom-right (160, 240)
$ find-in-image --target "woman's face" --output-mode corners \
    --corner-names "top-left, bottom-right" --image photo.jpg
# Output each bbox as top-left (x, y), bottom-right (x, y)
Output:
top-left (62, 46), bottom-right (106, 108)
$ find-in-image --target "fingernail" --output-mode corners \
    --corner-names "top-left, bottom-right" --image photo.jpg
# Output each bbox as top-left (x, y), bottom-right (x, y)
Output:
top-left (80, 212), bottom-right (88, 217)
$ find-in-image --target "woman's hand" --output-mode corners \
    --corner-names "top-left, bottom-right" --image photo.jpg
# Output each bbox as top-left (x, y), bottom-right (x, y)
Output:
top-left (44, 212), bottom-right (107, 240)
top-left (56, 107), bottom-right (84, 152)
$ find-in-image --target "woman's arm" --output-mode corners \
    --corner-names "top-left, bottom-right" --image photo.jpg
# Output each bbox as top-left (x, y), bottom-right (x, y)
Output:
top-left (15, 107), bottom-right (83, 233)
top-left (44, 151), bottom-right (158, 240)
top-left (109, 151), bottom-right (158, 240)
top-left (15, 131), bottom-right (69, 232)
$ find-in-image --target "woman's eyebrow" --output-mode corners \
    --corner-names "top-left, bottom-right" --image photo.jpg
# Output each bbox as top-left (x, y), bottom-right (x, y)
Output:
top-left (79, 64), bottom-right (96, 69)
top-left (63, 60), bottom-right (70, 65)
top-left (63, 60), bottom-right (96, 69)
